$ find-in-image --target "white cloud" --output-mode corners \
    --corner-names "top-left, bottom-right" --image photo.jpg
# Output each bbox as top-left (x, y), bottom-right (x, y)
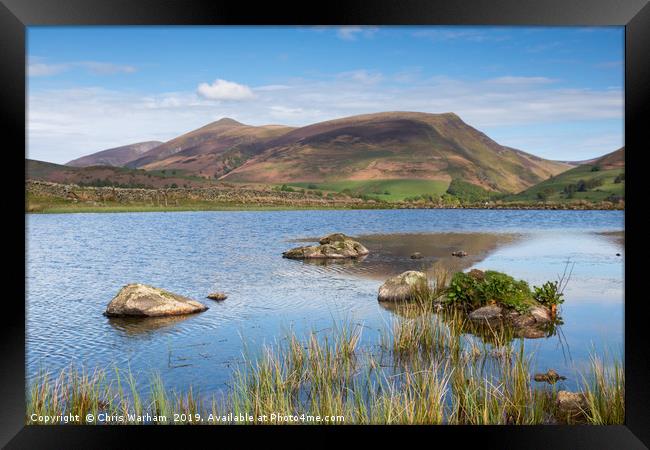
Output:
top-left (486, 76), bottom-right (557, 85)
top-left (28, 59), bottom-right (137, 77)
top-left (28, 71), bottom-right (623, 163)
top-left (337, 70), bottom-right (383, 84)
top-left (78, 62), bottom-right (137, 75)
top-left (197, 79), bottom-right (255, 100)
top-left (336, 26), bottom-right (379, 41)
top-left (28, 63), bottom-right (69, 77)
top-left (255, 84), bottom-right (291, 92)
top-left (412, 29), bottom-right (510, 43)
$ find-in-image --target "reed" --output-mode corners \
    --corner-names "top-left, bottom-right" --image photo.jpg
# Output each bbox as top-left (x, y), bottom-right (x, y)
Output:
top-left (26, 302), bottom-right (624, 425)
top-left (580, 352), bottom-right (625, 425)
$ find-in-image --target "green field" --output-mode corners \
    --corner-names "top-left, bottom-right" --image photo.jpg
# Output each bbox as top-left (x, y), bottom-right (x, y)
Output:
top-left (288, 179), bottom-right (450, 201)
top-left (508, 164), bottom-right (624, 203)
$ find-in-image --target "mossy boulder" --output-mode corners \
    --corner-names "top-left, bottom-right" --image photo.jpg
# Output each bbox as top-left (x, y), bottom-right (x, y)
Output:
top-left (283, 233), bottom-right (369, 259)
top-left (453, 269), bottom-right (555, 339)
top-left (104, 284), bottom-right (208, 317)
top-left (378, 271), bottom-right (428, 302)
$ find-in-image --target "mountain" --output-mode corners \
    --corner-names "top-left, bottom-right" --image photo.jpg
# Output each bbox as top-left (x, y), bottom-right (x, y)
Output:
top-left (126, 118), bottom-right (294, 179)
top-left (66, 141), bottom-right (163, 167)
top-left (27, 159), bottom-right (214, 189)
top-left (219, 112), bottom-right (572, 194)
top-left (509, 147), bottom-right (624, 202)
top-left (46, 112), bottom-right (579, 198)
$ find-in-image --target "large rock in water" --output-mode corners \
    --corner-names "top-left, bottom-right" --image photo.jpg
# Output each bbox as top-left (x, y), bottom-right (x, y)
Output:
top-left (378, 271), bottom-right (428, 302)
top-left (468, 305), bottom-right (503, 324)
top-left (283, 233), bottom-right (369, 259)
top-left (104, 284), bottom-right (208, 317)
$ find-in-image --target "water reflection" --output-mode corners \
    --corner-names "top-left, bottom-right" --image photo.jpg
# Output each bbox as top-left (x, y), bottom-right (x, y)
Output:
top-left (26, 210), bottom-right (624, 393)
top-left (107, 315), bottom-right (195, 336)
top-left (289, 232), bottom-right (520, 280)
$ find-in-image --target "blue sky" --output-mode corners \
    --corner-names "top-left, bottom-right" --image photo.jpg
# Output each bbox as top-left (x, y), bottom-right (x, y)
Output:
top-left (27, 26), bottom-right (624, 163)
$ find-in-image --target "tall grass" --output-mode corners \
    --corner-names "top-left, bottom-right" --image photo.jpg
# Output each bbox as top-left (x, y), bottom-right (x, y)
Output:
top-left (26, 273), bottom-right (624, 425)
top-left (580, 352), bottom-right (625, 424)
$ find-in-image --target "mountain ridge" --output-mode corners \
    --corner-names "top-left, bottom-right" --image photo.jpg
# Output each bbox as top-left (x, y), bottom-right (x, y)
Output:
top-left (66, 141), bottom-right (163, 168)
top-left (52, 111), bottom-right (583, 195)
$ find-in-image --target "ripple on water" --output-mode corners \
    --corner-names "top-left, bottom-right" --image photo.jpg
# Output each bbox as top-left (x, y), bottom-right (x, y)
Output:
top-left (26, 209), bottom-right (624, 393)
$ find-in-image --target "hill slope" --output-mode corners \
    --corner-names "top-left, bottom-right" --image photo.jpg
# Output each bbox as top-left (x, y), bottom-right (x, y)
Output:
top-left (219, 112), bottom-right (572, 194)
top-left (126, 118), bottom-right (294, 179)
top-left (509, 147), bottom-right (624, 202)
top-left (27, 159), bottom-right (214, 189)
top-left (66, 141), bottom-right (163, 167)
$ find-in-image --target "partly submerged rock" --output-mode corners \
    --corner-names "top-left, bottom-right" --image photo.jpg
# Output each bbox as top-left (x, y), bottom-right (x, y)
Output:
top-left (467, 304), bottom-right (554, 339)
top-left (104, 284), bottom-right (208, 317)
top-left (207, 292), bottom-right (228, 301)
top-left (534, 369), bottom-right (566, 384)
top-left (556, 391), bottom-right (588, 421)
top-left (283, 233), bottom-right (369, 259)
top-left (468, 305), bottom-right (503, 323)
top-left (378, 270), bottom-right (428, 302)
top-left (510, 306), bottom-right (553, 338)
top-left (318, 233), bottom-right (351, 245)
top-left (529, 305), bottom-right (552, 323)
top-left (410, 252), bottom-right (423, 259)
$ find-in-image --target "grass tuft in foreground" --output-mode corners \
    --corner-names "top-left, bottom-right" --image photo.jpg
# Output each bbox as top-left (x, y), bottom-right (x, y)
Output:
top-left (26, 276), bottom-right (623, 425)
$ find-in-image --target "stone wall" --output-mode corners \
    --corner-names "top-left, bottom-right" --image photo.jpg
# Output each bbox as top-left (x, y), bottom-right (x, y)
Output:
top-left (26, 180), bottom-right (373, 208)
top-left (26, 180), bottom-right (623, 210)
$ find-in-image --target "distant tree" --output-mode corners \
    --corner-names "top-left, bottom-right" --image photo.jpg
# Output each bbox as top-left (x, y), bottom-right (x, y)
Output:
top-left (563, 184), bottom-right (576, 198)
top-left (590, 165), bottom-right (601, 172)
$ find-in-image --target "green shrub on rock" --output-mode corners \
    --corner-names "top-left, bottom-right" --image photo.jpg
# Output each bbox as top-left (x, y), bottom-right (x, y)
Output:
top-left (532, 281), bottom-right (564, 307)
top-left (446, 270), bottom-right (534, 313)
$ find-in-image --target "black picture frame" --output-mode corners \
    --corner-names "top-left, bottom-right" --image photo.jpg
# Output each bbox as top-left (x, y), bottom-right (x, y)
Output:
top-left (3, 0), bottom-right (648, 447)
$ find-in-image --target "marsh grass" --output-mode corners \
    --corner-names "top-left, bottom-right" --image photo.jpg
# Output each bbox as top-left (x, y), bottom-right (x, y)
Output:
top-left (580, 352), bottom-right (625, 424)
top-left (26, 273), bottom-right (624, 425)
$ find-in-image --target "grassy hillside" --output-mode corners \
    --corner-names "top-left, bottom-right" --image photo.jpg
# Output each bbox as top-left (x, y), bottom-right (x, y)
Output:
top-left (221, 112), bottom-right (571, 193)
top-left (57, 112), bottom-right (574, 196)
top-left (128, 118), bottom-right (294, 179)
top-left (288, 179), bottom-right (450, 201)
top-left (508, 148), bottom-right (624, 203)
top-left (66, 141), bottom-right (162, 167)
top-left (26, 159), bottom-right (216, 189)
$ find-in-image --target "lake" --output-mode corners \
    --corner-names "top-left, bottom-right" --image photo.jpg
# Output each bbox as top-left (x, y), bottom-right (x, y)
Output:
top-left (26, 209), bottom-right (624, 395)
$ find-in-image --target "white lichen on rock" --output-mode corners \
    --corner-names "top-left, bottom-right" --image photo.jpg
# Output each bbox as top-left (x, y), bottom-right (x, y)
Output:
top-left (104, 284), bottom-right (208, 317)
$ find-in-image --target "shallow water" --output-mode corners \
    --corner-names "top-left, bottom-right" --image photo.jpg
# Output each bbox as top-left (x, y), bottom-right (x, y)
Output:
top-left (26, 209), bottom-right (624, 393)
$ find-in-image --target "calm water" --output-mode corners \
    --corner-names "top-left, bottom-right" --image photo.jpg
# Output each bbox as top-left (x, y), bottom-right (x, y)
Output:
top-left (26, 209), bottom-right (624, 393)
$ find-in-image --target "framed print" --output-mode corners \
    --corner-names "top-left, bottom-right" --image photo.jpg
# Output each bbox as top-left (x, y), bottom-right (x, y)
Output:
top-left (2, 0), bottom-right (649, 447)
